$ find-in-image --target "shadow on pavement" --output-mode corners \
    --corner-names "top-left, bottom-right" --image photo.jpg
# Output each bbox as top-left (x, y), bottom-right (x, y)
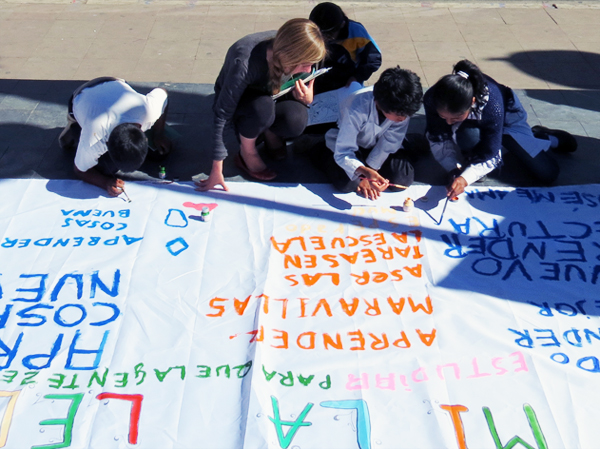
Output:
top-left (0, 66), bottom-right (599, 189)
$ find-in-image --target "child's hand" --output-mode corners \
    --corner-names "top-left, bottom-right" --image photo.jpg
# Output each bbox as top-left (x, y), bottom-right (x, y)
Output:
top-left (354, 166), bottom-right (389, 200)
top-left (355, 166), bottom-right (389, 190)
top-left (447, 176), bottom-right (467, 197)
top-left (357, 178), bottom-right (385, 200)
top-left (106, 178), bottom-right (125, 197)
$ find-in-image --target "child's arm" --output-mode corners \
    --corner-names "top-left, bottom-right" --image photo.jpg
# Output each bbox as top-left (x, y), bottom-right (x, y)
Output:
top-left (74, 164), bottom-right (124, 197)
top-left (332, 110), bottom-right (365, 181)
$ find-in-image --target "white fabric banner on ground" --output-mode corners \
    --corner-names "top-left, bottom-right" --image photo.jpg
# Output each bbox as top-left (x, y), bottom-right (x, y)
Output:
top-left (0, 179), bottom-right (598, 449)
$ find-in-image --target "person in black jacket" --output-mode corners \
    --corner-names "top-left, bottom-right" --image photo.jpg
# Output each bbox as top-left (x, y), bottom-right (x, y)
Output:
top-left (309, 2), bottom-right (382, 94)
top-left (197, 19), bottom-right (326, 191)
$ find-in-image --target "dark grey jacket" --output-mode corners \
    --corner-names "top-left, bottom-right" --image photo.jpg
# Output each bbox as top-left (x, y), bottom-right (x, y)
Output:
top-left (212, 31), bottom-right (276, 160)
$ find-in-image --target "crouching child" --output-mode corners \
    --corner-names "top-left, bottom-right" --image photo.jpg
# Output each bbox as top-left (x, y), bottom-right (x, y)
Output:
top-left (324, 66), bottom-right (423, 200)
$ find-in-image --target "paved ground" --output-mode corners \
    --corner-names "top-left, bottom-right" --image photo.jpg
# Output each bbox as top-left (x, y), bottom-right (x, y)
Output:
top-left (0, 0), bottom-right (599, 188)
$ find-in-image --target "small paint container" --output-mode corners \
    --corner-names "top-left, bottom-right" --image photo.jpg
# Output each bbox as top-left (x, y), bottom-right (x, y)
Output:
top-left (201, 206), bottom-right (211, 222)
top-left (403, 198), bottom-right (414, 213)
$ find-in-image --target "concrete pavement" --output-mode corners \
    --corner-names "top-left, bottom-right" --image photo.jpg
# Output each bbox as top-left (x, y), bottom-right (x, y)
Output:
top-left (0, 1), bottom-right (599, 187)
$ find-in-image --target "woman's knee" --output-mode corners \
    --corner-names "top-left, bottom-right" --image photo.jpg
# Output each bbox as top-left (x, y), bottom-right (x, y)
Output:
top-left (272, 101), bottom-right (308, 138)
top-left (236, 95), bottom-right (275, 137)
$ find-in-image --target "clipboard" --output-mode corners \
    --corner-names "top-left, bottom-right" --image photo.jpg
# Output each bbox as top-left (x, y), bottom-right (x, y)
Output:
top-left (272, 67), bottom-right (331, 100)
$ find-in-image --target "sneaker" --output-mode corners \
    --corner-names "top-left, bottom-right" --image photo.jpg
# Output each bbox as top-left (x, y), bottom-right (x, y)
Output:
top-left (531, 125), bottom-right (578, 153)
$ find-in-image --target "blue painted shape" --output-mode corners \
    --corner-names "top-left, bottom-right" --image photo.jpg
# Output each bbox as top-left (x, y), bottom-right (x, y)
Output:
top-left (166, 237), bottom-right (189, 256)
top-left (321, 399), bottom-right (371, 449)
top-left (164, 209), bottom-right (188, 228)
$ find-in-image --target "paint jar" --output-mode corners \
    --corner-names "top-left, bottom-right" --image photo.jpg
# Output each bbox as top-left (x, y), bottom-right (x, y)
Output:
top-left (201, 206), bottom-right (211, 222)
top-left (158, 166), bottom-right (166, 179)
top-left (403, 198), bottom-right (414, 213)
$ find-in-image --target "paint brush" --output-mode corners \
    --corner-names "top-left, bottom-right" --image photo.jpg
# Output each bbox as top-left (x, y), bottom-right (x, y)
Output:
top-left (358, 175), bottom-right (408, 190)
top-left (437, 196), bottom-right (449, 225)
top-left (119, 187), bottom-right (132, 203)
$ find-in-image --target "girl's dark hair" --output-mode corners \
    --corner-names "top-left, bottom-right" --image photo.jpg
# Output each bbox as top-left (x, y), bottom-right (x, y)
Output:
top-left (432, 59), bottom-right (486, 114)
top-left (309, 2), bottom-right (347, 40)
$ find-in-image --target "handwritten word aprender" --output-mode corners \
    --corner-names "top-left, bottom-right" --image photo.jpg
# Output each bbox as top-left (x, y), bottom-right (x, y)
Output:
top-left (1, 235), bottom-right (143, 249)
top-left (240, 326), bottom-right (436, 351)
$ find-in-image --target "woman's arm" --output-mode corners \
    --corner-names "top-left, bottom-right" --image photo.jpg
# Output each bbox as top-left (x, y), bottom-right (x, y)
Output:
top-left (212, 59), bottom-right (251, 161)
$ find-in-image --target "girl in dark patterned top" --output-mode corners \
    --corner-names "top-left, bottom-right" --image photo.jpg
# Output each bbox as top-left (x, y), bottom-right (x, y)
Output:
top-left (309, 2), bottom-right (382, 94)
top-left (424, 59), bottom-right (577, 198)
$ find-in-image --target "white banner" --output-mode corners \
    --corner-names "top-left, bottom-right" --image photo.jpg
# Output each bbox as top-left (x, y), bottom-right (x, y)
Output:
top-left (0, 179), bottom-right (598, 449)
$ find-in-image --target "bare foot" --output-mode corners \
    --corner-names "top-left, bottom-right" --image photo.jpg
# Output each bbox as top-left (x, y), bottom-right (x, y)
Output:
top-left (240, 151), bottom-right (267, 172)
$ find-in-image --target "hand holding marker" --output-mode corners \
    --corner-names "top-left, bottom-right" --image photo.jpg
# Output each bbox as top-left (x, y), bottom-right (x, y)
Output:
top-left (118, 187), bottom-right (131, 203)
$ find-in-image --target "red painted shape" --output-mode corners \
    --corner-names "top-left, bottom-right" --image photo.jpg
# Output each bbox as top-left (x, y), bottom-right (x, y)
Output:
top-left (96, 393), bottom-right (143, 444)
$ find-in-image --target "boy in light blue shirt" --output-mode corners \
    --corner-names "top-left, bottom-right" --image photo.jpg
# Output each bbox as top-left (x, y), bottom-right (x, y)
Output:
top-left (324, 67), bottom-right (423, 200)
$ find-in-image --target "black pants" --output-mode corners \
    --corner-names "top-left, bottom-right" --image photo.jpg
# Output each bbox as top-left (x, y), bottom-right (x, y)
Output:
top-left (455, 124), bottom-right (559, 185)
top-left (234, 90), bottom-right (308, 141)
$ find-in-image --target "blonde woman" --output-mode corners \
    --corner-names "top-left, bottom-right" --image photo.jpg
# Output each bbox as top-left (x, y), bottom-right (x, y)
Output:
top-left (197, 18), bottom-right (326, 191)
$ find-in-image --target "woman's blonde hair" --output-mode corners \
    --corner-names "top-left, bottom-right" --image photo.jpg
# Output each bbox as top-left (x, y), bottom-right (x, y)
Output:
top-left (270, 18), bottom-right (326, 94)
